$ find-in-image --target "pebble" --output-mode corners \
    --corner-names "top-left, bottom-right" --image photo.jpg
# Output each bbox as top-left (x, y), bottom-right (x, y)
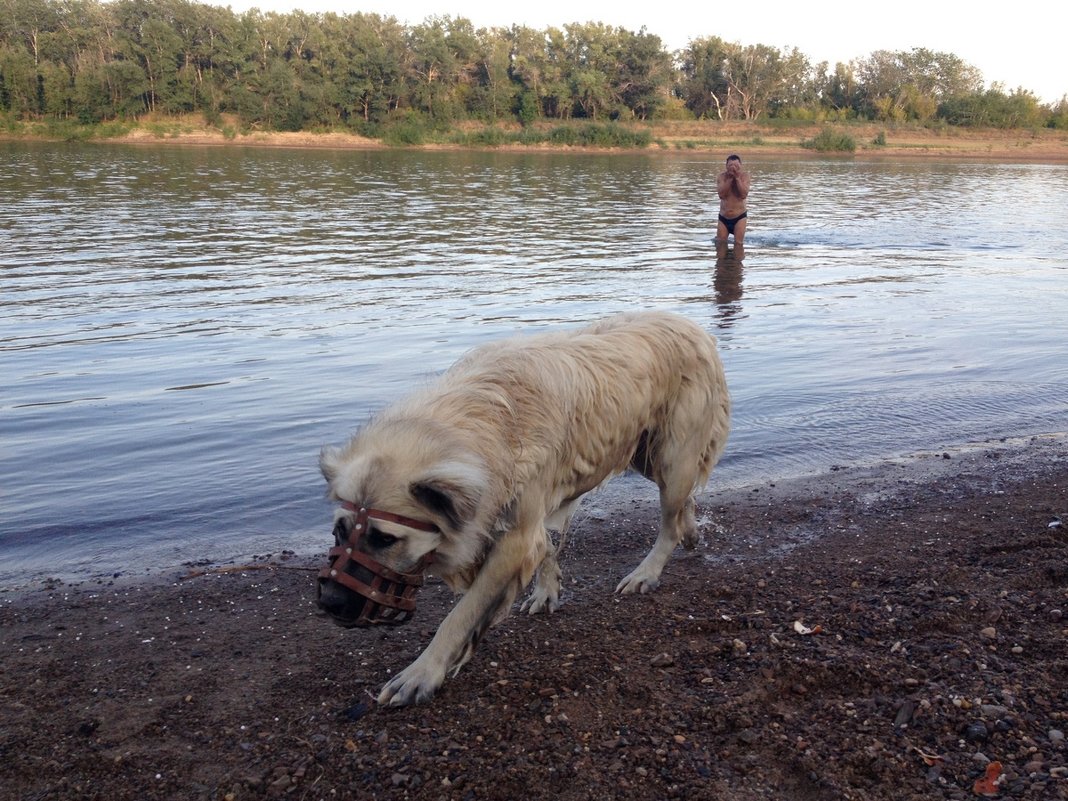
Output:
top-left (979, 626), bottom-right (997, 640)
top-left (1049, 729), bottom-right (1065, 744)
top-left (650, 652), bottom-right (674, 667)
top-left (963, 722), bottom-right (989, 743)
top-left (266, 776), bottom-right (291, 798)
top-left (737, 728), bottom-right (759, 745)
top-left (1050, 766), bottom-right (1068, 778)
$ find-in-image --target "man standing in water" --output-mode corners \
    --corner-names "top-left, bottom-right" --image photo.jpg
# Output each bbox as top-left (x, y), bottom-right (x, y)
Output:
top-left (716, 154), bottom-right (750, 253)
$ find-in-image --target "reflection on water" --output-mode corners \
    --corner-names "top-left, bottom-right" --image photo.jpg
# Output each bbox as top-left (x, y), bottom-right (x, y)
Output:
top-left (1, 143), bottom-right (1067, 585)
top-left (712, 242), bottom-right (745, 329)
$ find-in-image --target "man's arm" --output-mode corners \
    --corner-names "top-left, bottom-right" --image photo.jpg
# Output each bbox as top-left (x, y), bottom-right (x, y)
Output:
top-left (734, 171), bottom-right (750, 198)
top-left (716, 171), bottom-right (733, 198)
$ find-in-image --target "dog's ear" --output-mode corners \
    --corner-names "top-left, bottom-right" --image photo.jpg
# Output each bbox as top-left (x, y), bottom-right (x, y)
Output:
top-left (410, 463), bottom-right (484, 531)
top-left (319, 446), bottom-right (342, 484)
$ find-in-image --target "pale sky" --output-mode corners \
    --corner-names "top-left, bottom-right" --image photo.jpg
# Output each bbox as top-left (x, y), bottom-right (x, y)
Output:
top-left (222, 0), bottom-right (1067, 104)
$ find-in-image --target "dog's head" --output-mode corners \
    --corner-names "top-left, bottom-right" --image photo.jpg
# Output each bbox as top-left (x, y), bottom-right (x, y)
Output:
top-left (316, 502), bottom-right (437, 626)
top-left (316, 422), bottom-right (490, 627)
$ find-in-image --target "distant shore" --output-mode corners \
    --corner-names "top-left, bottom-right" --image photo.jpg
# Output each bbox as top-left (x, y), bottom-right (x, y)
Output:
top-left (5, 117), bottom-right (1068, 162)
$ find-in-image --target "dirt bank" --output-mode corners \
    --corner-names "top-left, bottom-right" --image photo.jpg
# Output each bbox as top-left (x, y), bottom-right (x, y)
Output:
top-left (6, 118), bottom-right (1068, 162)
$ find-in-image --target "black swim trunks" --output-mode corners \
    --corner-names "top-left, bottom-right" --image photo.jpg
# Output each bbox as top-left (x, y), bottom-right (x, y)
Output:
top-left (718, 211), bottom-right (748, 235)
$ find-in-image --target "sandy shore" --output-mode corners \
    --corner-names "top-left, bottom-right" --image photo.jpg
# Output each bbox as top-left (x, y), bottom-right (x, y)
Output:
top-left (126, 126), bottom-right (1068, 162)
top-left (7, 119), bottom-right (1068, 162)
top-left (2, 434), bottom-right (1066, 800)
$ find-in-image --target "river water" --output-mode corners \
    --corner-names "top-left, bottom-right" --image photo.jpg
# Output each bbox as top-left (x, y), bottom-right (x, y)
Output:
top-left (2, 142), bottom-right (1066, 586)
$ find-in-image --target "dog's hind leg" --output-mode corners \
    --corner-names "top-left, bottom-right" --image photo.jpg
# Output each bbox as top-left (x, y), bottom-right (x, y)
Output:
top-left (521, 498), bottom-right (578, 614)
top-left (520, 545), bottom-right (561, 614)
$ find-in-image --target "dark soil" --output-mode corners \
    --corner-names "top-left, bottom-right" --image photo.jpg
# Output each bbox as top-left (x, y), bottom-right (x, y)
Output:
top-left (2, 436), bottom-right (1066, 801)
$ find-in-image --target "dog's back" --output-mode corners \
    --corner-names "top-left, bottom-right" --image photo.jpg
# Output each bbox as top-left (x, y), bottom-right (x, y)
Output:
top-left (436, 310), bottom-right (730, 493)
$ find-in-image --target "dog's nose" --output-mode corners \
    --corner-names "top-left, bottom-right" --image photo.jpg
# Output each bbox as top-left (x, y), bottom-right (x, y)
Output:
top-left (317, 580), bottom-right (349, 616)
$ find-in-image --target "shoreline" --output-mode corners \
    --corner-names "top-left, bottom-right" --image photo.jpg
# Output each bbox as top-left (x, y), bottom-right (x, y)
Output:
top-left (3, 432), bottom-right (1064, 599)
top-left (2, 432), bottom-right (1065, 800)
top-left (5, 120), bottom-right (1068, 163)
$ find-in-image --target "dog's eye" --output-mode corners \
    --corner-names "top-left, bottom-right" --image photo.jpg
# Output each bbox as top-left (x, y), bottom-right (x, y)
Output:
top-left (367, 528), bottom-right (398, 549)
top-left (332, 518), bottom-right (350, 545)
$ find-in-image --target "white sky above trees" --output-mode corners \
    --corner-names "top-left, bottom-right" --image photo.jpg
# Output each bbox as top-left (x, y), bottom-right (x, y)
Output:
top-left (222, 0), bottom-right (1067, 104)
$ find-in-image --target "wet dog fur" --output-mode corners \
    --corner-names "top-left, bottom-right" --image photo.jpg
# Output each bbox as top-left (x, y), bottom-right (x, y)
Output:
top-left (318, 311), bottom-right (730, 706)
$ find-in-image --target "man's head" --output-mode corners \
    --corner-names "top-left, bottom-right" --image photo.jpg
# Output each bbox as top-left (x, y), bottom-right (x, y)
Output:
top-left (726, 154), bottom-right (741, 166)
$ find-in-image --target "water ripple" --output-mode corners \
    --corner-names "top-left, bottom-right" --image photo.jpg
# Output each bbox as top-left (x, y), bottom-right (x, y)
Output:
top-left (1, 143), bottom-right (1066, 585)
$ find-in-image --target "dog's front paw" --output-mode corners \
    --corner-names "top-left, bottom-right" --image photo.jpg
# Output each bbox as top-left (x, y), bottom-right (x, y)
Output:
top-left (520, 585), bottom-right (560, 615)
top-left (615, 569), bottom-right (661, 595)
top-left (377, 660), bottom-right (446, 707)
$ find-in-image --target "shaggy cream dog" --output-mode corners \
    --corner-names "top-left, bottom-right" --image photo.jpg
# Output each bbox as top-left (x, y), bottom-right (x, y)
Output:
top-left (318, 310), bottom-right (730, 705)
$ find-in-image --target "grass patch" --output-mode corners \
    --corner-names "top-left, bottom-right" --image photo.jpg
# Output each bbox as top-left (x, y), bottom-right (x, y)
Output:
top-left (442, 121), bottom-right (652, 149)
top-left (801, 127), bottom-right (856, 152)
top-left (33, 119), bottom-right (133, 141)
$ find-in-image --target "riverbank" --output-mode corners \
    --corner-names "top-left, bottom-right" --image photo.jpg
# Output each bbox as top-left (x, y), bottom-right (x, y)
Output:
top-left (5, 117), bottom-right (1068, 162)
top-left (2, 434), bottom-right (1066, 800)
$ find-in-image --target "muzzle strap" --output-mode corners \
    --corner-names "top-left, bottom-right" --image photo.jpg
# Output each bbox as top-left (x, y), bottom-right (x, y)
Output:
top-left (322, 544), bottom-right (423, 612)
top-left (344, 502), bottom-right (439, 533)
top-left (318, 503), bottom-right (436, 625)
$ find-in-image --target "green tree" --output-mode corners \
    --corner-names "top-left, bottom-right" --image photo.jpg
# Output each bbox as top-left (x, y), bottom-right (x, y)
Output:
top-left (0, 42), bottom-right (38, 114)
top-left (938, 85), bottom-right (1044, 128)
top-left (722, 43), bottom-right (808, 120)
top-left (856, 48), bottom-right (982, 121)
top-left (817, 61), bottom-right (861, 117)
top-left (0, 0), bottom-right (1056, 135)
top-left (406, 15), bottom-right (467, 119)
top-left (1047, 96), bottom-right (1068, 130)
top-left (677, 36), bottom-right (730, 119)
top-left (470, 27), bottom-right (515, 120)
top-left (614, 27), bottom-right (671, 119)
top-left (562, 22), bottom-right (624, 119)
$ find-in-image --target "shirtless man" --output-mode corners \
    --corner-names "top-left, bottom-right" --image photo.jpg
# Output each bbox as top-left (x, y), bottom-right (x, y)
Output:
top-left (716, 154), bottom-right (750, 248)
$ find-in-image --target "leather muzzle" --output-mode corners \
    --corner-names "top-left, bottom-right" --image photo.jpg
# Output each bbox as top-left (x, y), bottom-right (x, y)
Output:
top-left (317, 503), bottom-right (436, 626)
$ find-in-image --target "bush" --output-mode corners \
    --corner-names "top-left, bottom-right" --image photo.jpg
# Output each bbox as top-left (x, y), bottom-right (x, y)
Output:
top-left (548, 125), bottom-right (578, 145)
top-left (448, 126), bottom-right (510, 147)
top-left (0, 112), bottom-right (23, 134)
top-left (1048, 99), bottom-right (1068, 130)
top-left (40, 120), bottom-right (93, 141)
top-left (380, 112), bottom-right (433, 146)
top-left (801, 127), bottom-right (856, 152)
top-left (652, 96), bottom-right (695, 121)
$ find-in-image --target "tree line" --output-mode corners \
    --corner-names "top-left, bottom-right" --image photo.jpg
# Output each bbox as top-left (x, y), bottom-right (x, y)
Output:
top-left (2, 0), bottom-right (1065, 133)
